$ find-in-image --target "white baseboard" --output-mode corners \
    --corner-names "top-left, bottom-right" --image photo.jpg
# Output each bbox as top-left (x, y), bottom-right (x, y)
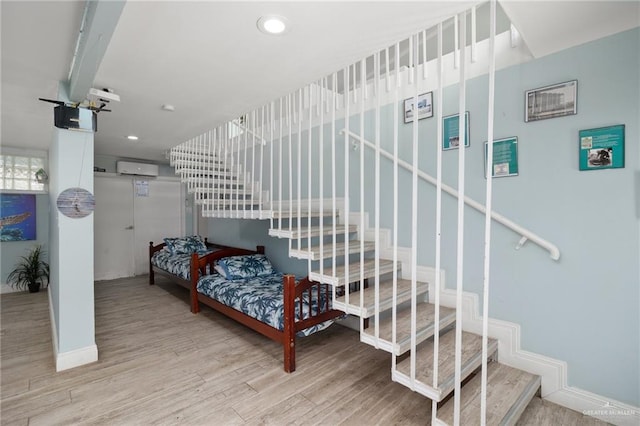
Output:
top-left (48, 289), bottom-right (99, 372)
top-left (55, 344), bottom-right (98, 372)
top-left (343, 210), bottom-right (639, 426)
top-left (546, 386), bottom-right (640, 426)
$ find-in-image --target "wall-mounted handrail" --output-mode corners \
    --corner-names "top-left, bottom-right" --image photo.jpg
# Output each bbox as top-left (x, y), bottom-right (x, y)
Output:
top-left (341, 129), bottom-right (560, 261)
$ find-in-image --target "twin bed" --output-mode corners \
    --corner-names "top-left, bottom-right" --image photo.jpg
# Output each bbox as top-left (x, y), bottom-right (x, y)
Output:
top-left (149, 236), bottom-right (342, 372)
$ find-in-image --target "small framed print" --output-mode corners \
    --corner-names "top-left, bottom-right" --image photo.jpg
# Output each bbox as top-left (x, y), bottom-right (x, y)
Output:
top-left (404, 92), bottom-right (433, 123)
top-left (443, 112), bottom-right (470, 150)
top-left (525, 80), bottom-right (577, 122)
top-left (485, 137), bottom-right (519, 178)
top-left (579, 124), bottom-right (625, 171)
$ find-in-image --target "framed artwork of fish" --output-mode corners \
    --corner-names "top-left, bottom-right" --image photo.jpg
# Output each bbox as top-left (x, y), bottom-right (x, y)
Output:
top-left (0, 193), bottom-right (36, 241)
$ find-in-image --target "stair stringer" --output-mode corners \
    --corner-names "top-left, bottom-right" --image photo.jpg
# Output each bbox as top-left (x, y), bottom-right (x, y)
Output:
top-left (349, 210), bottom-right (639, 426)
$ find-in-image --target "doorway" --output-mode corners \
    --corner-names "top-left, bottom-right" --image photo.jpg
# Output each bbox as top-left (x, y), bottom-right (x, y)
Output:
top-left (94, 174), bottom-right (184, 280)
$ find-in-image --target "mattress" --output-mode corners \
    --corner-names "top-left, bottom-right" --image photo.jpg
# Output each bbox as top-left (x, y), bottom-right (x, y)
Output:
top-left (196, 272), bottom-right (333, 336)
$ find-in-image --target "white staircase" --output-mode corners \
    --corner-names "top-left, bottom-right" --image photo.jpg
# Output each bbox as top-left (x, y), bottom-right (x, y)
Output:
top-left (267, 207), bottom-right (541, 425)
top-left (170, 146), bottom-right (542, 425)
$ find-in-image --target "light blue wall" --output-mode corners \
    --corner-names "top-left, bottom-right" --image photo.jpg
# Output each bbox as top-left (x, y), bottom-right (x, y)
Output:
top-left (1, 194), bottom-right (50, 285)
top-left (207, 28), bottom-right (639, 405)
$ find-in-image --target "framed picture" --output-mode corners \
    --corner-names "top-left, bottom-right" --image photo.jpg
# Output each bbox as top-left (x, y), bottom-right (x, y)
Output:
top-left (485, 137), bottom-right (519, 178)
top-left (579, 124), bottom-right (625, 171)
top-left (443, 112), bottom-right (470, 150)
top-left (0, 193), bottom-right (37, 241)
top-left (404, 92), bottom-right (433, 123)
top-left (525, 80), bottom-right (577, 122)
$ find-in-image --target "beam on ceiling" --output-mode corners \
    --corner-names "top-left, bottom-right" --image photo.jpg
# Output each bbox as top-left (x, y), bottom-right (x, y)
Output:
top-left (68, 0), bottom-right (126, 103)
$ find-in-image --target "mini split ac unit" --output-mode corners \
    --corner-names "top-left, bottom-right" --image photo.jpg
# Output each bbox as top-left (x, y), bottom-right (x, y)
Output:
top-left (116, 161), bottom-right (159, 177)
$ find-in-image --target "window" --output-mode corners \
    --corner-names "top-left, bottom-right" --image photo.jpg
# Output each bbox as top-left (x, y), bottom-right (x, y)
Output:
top-left (0, 154), bottom-right (47, 192)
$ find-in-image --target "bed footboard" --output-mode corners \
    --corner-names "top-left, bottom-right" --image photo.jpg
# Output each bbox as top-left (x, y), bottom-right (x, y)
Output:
top-left (148, 241), bottom-right (167, 285)
top-left (283, 275), bottom-right (343, 373)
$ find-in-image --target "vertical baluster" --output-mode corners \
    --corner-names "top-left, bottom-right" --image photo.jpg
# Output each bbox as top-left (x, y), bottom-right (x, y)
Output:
top-left (343, 66), bottom-right (350, 308)
top-left (214, 130), bottom-right (218, 218)
top-left (385, 47), bottom-right (391, 93)
top-left (359, 57), bottom-right (366, 334)
top-left (481, 2), bottom-right (497, 424)
top-left (374, 51), bottom-right (381, 347)
top-left (319, 78), bottom-right (325, 288)
top-left (307, 84), bottom-right (313, 275)
top-left (331, 72), bottom-right (337, 292)
top-left (471, 5), bottom-right (477, 63)
top-left (410, 33), bottom-right (419, 386)
top-left (223, 125), bottom-right (229, 219)
top-left (453, 11), bottom-right (468, 426)
top-left (259, 106), bottom-right (265, 217)
top-left (454, 14), bottom-right (460, 69)
top-left (431, 23), bottom-right (445, 424)
top-left (409, 36), bottom-right (414, 85)
top-left (278, 98), bottom-right (283, 229)
top-left (422, 30), bottom-right (428, 79)
top-left (288, 93), bottom-right (293, 231)
top-left (351, 63), bottom-right (357, 105)
top-left (206, 130), bottom-right (212, 217)
top-left (391, 40), bottom-right (400, 373)
top-left (251, 110), bottom-right (256, 217)
top-left (297, 89), bottom-right (302, 252)
top-left (242, 115), bottom-right (248, 217)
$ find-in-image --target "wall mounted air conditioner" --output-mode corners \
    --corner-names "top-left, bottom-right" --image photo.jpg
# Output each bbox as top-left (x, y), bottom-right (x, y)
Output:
top-left (116, 161), bottom-right (159, 177)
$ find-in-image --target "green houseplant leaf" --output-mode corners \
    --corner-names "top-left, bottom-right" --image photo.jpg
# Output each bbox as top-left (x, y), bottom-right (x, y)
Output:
top-left (7, 245), bottom-right (50, 292)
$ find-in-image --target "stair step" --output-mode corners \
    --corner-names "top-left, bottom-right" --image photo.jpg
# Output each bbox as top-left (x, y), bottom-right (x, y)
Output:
top-left (436, 361), bottom-right (541, 426)
top-left (170, 154), bottom-right (223, 164)
top-left (270, 209), bottom-right (337, 220)
top-left (309, 258), bottom-right (396, 286)
top-left (194, 190), bottom-right (256, 198)
top-left (195, 199), bottom-right (262, 207)
top-left (290, 240), bottom-right (375, 260)
top-left (184, 177), bottom-right (244, 186)
top-left (269, 224), bottom-right (356, 239)
top-left (178, 169), bottom-right (240, 179)
top-left (393, 331), bottom-right (498, 402)
top-left (201, 210), bottom-right (271, 220)
top-left (333, 278), bottom-right (425, 317)
top-left (171, 159), bottom-right (233, 168)
top-left (361, 303), bottom-right (456, 355)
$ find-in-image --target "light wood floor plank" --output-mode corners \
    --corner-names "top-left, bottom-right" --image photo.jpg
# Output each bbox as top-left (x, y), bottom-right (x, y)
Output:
top-left (1, 275), bottom-right (603, 425)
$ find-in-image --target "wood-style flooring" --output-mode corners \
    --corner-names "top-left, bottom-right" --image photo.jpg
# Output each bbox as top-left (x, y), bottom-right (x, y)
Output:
top-left (1, 275), bottom-right (606, 425)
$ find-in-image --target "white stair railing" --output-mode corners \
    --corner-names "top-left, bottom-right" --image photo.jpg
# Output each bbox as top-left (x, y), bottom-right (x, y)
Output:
top-left (169, 5), bottom-right (550, 424)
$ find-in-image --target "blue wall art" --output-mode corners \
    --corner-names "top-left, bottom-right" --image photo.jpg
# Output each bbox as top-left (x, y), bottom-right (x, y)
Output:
top-left (0, 193), bottom-right (37, 241)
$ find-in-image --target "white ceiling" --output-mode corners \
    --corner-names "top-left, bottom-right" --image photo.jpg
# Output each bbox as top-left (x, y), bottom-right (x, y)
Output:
top-left (1, 1), bottom-right (638, 163)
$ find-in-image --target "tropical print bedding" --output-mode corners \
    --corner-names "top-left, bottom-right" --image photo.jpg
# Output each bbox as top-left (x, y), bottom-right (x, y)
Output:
top-left (151, 248), bottom-right (214, 280)
top-left (196, 272), bottom-right (334, 337)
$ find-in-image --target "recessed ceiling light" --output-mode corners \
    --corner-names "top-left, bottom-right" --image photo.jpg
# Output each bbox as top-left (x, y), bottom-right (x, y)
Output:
top-left (127, 135), bottom-right (139, 141)
top-left (161, 104), bottom-right (175, 112)
top-left (257, 15), bottom-right (289, 35)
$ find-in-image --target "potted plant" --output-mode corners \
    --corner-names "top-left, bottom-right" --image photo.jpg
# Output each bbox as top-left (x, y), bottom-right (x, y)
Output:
top-left (7, 245), bottom-right (50, 293)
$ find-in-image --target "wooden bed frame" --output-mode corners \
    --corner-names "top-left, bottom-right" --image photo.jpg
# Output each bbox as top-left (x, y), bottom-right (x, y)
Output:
top-left (190, 245), bottom-right (343, 373)
top-left (148, 238), bottom-right (230, 289)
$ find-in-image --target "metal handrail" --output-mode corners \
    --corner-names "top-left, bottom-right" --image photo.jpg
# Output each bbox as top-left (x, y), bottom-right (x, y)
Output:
top-left (341, 129), bottom-right (560, 261)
